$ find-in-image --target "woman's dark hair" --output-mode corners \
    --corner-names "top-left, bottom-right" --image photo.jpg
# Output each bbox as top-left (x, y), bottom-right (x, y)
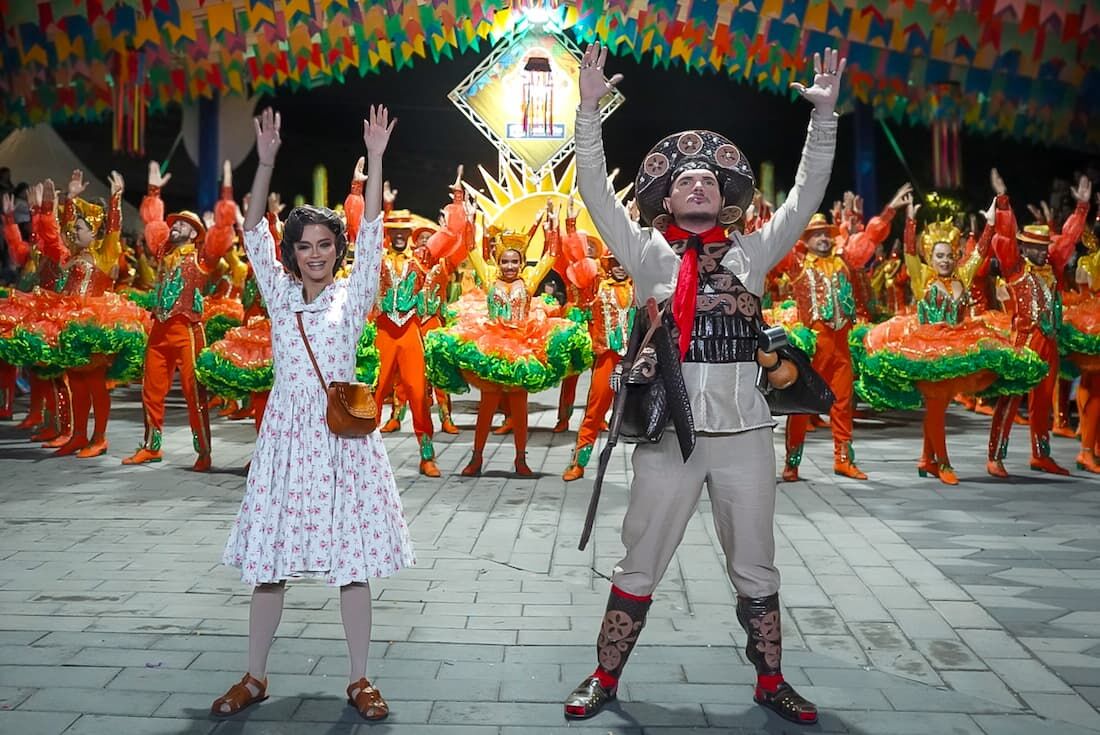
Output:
top-left (279, 205), bottom-right (348, 278)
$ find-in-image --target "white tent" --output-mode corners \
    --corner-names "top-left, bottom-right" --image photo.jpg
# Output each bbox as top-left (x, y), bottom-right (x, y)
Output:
top-left (0, 124), bottom-right (142, 234)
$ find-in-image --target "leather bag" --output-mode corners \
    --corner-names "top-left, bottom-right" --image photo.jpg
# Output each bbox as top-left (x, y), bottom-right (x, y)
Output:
top-left (297, 313), bottom-right (378, 436)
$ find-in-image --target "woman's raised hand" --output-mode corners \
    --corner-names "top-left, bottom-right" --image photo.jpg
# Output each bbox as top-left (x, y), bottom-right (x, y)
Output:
top-left (363, 105), bottom-right (396, 157)
top-left (253, 108), bottom-right (282, 166)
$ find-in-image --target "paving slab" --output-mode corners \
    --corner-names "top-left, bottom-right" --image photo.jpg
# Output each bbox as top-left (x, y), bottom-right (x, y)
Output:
top-left (1, 388), bottom-right (1099, 732)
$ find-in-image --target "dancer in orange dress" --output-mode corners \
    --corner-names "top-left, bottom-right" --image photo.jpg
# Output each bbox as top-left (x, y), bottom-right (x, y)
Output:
top-left (986, 170), bottom-right (1092, 477)
top-left (49, 169), bottom-right (147, 457)
top-left (1062, 221), bottom-right (1100, 472)
top-left (0, 179), bottom-right (72, 442)
top-left (0, 192), bottom-right (32, 420)
top-left (855, 189), bottom-right (1045, 484)
top-left (424, 208), bottom-right (591, 476)
top-left (122, 161), bottom-right (234, 470)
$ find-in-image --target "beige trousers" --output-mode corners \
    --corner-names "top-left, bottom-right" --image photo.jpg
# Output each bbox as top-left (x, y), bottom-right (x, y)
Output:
top-left (611, 427), bottom-right (780, 599)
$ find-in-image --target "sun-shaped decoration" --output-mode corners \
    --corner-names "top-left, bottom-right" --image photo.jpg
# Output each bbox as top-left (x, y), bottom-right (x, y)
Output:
top-left (468, 156), bottom-right (633, 260)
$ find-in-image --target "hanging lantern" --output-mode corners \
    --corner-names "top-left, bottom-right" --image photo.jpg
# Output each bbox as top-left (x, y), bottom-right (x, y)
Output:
top-left (521, 52), bottom-right (553, 138)
top-left (112, 48), bottom-right (146, 156)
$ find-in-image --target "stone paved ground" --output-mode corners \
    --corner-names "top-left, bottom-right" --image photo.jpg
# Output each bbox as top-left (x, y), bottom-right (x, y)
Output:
top-left (1, 378), bottom-right (1099, 734)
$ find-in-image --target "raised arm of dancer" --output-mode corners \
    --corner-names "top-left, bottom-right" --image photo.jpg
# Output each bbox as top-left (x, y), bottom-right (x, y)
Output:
top-left (956, 199), bottom-right (997, 289)
top-left (344, 157), bottom-right (366, 244)
top-left (466, 233), bottom-right (494, 287)
top-left (574, 42), bottom-right (679, 299)
top-left (524, 204), bottom-right (562, 295)
top-left (94, 171), bottom-right (124, 277)
top-left (203, 161), bottom-right (239, 270)
top-left (989, 169), bottom-right (1020, 278)
top-left (1050, 175), bottom-right (1092, 275)
top-left (140, 162), bottom-right (171, 259)
top-left (35, 179), bottom-right (67, 267)
top-left (1, 193), bottom-right (30, 269)
top-left (844, 183), bottom-right (909, 270)
top-left (902, 196), bottom-right (928, 299)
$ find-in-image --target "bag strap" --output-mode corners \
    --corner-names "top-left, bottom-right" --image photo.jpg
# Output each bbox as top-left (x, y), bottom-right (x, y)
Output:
top-left (632, 299), bottom-right (665, 363)
top-left (296, 312), bottom-right (328, 390)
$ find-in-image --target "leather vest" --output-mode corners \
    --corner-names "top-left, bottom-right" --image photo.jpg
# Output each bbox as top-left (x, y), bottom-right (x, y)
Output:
top-left (668, 236), bottom-right (762, 363)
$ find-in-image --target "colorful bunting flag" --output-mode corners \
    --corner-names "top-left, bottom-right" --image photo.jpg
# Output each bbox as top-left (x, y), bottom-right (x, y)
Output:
top-left (0, 0), bottom-right (1097, 150)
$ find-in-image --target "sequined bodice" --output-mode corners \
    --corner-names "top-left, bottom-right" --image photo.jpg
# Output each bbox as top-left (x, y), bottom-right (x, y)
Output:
top-left (60, 258), bottom-right (113, 298)
top-left (918, 279), bottom-right (968, 326)
top-left (487, 279), bottom-right (530, 323)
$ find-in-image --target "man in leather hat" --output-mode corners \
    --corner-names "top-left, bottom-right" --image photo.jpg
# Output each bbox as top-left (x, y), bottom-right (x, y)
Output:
top-left (565, 43), bottom-right (845, 725)
top-left (123, 161), bottom-right (233, 471)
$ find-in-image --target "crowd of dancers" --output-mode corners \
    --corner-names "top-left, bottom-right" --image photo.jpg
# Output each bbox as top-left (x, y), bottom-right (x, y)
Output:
top-left (0, 154), bottom-right (1098, 486)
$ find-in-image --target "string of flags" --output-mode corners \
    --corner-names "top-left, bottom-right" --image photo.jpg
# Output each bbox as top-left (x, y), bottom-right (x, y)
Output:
top-left (1, 0), bottom-right (1097, 150)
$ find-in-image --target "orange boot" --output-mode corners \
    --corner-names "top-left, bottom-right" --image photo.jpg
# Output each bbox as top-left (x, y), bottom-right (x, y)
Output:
top-left (123, 447), bottom-right (163, 465)
top-left (833, 442), bottom-right (867, 480)
top-left (1075, 450), bottom-right (1100, 474)
top-left (562, 444), bottom-right (593, 482)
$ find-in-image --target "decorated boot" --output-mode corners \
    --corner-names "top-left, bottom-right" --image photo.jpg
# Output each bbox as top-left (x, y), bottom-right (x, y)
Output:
top-left (781, 442), bottom-right (802, 483)
top-left (833, 442), bottom-right (867, 479)
top-left (1029, 433), bottom-right (1069, 475)
top-left (562, 443), bottom-right (593, 482)
top-left (564, 586), bottom-right (651, 720)
top-left (418, 435), bottom-right (440, 477)
top-left (736, 593), bottom-right (817, 725)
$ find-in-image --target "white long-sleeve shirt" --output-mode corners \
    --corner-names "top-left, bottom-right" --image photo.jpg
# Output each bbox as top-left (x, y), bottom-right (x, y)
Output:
top-left (574, 107), bottom-right (837, 433)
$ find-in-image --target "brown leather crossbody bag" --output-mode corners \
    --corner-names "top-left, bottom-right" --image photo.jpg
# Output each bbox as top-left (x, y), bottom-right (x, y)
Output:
top-left (296, 313), bottom-right (378, 436)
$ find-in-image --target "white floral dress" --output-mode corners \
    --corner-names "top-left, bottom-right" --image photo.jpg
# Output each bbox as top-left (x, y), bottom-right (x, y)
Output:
top-left (223, 214), bottom-right (414, 586)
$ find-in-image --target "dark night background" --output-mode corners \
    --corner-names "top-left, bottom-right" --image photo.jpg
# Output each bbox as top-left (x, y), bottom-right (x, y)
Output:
top-left (50, 42), bottom-right (1098, 234)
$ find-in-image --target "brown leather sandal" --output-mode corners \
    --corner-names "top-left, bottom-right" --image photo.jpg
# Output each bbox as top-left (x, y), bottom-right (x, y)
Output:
top-left (347, 677), bottom-right (389, 721)
top-left (211, 673), bottom-right (268, 717)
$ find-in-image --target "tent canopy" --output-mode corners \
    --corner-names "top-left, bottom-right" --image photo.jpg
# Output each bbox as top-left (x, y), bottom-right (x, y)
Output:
top-left (0, 125), bottom-right (143, 236)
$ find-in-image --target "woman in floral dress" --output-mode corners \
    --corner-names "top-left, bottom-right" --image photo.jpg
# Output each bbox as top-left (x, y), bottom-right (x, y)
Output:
top-left (214, 106), bottom-right (412, 721)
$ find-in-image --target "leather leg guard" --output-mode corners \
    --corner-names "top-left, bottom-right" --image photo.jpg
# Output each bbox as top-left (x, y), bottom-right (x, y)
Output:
top-left (564, 586), bottom-right (651, 720)
top-left (737, 594), bottom-right (818, 725)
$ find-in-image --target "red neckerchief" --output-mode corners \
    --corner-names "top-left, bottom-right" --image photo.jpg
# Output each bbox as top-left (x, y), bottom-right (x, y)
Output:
top-left (666, 223), bottom-right (728, 359)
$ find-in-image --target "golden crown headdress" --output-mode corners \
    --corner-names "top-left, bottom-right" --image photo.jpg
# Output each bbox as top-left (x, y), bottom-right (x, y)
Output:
top-left (918, 219), bottom-right (961, 264)
top-left (65, 197), bottom-right (105, 241)
top-left (487, 225), bottom-right (534, 262)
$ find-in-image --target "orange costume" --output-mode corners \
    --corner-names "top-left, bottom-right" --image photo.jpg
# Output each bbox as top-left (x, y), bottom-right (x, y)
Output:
top-left (368, 178), bottom-right (458, 477)
top-left (548, 212), bottom-right (598, 435)
top-left (415, 223), bottom-right (462, 435)
top-left (1065, 228), bottom-right (1100, 472)
top-left (1, 212), bottom-right (32, 420)
top-left (856, 215), bottom-right (1045, 484)
top-left (987, 193), bottom-right (1090, 477)
top-left (777, 212), bottom-right (880, 481)
top-left (2, 191), bottom-right (72, 441)
top-left (123, 181), bottom-right (233, 470)
top-left (424, 215), bottom-right (589, 477)
top-left (49, 188), bottom-right (134, 458)
top-left (561, 255), bottom-right (634, 482)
